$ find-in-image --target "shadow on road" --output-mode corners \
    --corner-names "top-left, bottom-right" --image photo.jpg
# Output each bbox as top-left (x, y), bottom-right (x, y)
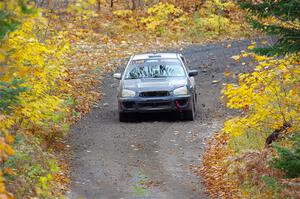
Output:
top-left (124, 112), bottom-right (189, 123)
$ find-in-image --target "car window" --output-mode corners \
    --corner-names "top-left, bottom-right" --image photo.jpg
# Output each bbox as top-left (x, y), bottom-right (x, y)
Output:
top-left (125, 59), bottom-right (186, 79)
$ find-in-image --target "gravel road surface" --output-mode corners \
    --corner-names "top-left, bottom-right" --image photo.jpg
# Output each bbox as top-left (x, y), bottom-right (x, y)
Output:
top-left (67, 39), bottom-right (263, 199)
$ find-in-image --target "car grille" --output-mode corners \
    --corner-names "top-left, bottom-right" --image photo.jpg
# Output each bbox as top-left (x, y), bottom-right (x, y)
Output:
top-left (139, 91), bottom-right (170, 97)
top-left (122, 101), bottom-right (135, 109)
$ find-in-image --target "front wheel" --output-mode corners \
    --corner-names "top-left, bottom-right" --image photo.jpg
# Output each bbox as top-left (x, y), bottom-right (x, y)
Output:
top-left (183, 109), bottom-right (194, 121)
top-left (183, 99), bottom-right (195, 121)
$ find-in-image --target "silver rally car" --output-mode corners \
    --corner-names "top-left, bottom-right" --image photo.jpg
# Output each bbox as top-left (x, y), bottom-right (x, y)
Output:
top-left (113, 53), bottom-right (198, 122)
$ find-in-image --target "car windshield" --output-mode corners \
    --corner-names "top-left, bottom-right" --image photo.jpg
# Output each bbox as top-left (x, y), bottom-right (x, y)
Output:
top-left (125, 59), bottom-right (186, 79)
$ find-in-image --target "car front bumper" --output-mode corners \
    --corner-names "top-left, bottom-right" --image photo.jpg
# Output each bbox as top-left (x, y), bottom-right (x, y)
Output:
top-left (118, 95), bottom-right (193, 113)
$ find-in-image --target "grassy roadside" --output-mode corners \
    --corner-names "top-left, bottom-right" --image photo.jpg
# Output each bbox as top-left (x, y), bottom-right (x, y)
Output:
top-left (199, 50), bottom-right (300, 198)
top-left (201, 131), bottom-right (300, 198)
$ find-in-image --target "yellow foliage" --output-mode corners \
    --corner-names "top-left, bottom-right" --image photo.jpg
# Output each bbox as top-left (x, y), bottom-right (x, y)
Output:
top-left (140, 2), bottom-right (187, 33)
top-left (113, 10), bottom-right (133, 18)
top-left (223, 52), bottom-right (300, 137)
top-left (195, 0), bottom-right (247, 37)
top-left (200, 14), bottom-right (230, 32)
top-left (1, 18), bottom-right (69, 126)
top-left (0, 2), bottom-right (70, 197)
top-left (67, 0), bottom-right (97, 17)
top-left (206, 0), bottom-right (236, 11)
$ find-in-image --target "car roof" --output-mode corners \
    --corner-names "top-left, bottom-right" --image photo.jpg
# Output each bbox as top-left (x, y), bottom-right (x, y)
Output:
top-left (132, 53), bottom-right (180, 60)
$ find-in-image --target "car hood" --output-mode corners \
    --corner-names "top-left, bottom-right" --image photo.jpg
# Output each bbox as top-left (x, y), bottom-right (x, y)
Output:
top-left (122, 77), bottom-right (188, 92)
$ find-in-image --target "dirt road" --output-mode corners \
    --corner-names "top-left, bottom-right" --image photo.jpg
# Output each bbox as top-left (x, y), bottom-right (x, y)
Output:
top-left (67, 39), bottom-right (259, 199)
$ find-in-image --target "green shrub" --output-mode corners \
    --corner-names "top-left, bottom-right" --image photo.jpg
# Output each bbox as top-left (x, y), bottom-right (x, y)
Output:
top-left (271, 134), bottom-right (300, 178)
top-left (261, 175), bottom-right (281, 196)
top-left (5, 134), bottom-right (62, 198)
top-left (0, 79), bottom-right (28, 112)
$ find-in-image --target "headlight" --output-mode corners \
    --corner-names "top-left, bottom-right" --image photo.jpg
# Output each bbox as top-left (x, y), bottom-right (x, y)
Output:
top-left (121, 89), bottom-right (136, 97)
top-left (173, 86), bottom-right (188, 96)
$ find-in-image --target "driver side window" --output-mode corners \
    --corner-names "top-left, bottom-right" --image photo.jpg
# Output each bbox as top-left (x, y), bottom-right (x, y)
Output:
top-left (180, 55), bottom-right (189, 71)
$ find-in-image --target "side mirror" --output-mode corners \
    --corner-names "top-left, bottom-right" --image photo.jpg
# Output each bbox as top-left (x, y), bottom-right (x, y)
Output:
top-left (113, 73), bottom-right (122, 80)
top-left (188, 70), bottom-right (198, 77)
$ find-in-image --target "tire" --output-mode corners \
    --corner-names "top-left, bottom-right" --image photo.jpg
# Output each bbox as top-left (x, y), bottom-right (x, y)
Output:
top-left (183, 99), bottom-right (195, 121)
top-left (184, 110), bottom-right (194, 121)
top-left (119, 112), bottom-right (135, 122)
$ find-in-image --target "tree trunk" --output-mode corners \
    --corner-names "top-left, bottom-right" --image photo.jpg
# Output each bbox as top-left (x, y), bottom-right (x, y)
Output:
top-left (110, 0), bottom-right (114, 9)
top-left (265, 122), bottom-right (292, 147)
top-left (132, 0), bottom-right (136, 10)
top-left (138, 0), bottom-right (144, 7)
top-left (97, 0), bottom-right (101, 12)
